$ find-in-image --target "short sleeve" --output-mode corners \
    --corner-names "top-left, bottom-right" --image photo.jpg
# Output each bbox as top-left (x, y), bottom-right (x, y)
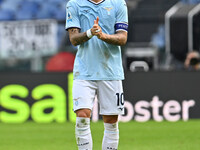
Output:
top-left (65, 1), bottom-right (81, 30)
top-left (115, 0), bottom-right (128, 32)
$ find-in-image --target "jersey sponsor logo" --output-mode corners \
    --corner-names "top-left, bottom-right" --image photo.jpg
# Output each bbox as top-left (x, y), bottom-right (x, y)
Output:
top-left (83, 9), bottom-right (90, 13)
top-left (67, 11), bottom-right (72, 22)
top-left (103, 7), bottom-right (113, 15)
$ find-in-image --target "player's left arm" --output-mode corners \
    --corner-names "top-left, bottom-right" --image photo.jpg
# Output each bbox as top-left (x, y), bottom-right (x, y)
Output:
top-left (93, 0), bottom-right (128, 46)
top-left (92, 17), bottom-right (127, 46)
top-left (96, 30), bottom-right (127, 46)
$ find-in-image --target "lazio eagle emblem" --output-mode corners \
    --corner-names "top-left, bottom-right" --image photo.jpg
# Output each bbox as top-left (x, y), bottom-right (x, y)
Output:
top-left (104, 7), bottom-right (113, 15)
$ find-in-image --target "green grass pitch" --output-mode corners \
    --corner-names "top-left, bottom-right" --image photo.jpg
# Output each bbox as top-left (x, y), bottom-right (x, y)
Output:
top-left (0, 120), bottom-right (200, 150)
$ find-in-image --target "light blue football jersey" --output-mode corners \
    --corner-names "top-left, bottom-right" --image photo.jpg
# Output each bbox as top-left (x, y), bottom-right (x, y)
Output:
top-left (65, 0), bottom-right (128, 80)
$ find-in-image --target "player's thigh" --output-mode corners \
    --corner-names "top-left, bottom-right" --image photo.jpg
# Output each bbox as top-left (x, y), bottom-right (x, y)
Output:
top-left (73, 80), bottom-right (97, 113)
top-left (97, 80), bottom-right (124, 115)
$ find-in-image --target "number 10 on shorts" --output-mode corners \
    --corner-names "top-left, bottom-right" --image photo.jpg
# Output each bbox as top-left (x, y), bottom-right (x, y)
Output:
top-left (116, 93), bottom-right (124, 107)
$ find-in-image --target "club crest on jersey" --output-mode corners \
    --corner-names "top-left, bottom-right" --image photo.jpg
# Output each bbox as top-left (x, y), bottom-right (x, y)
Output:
top-left (67, 11), bottom-right (72, 22)
top-left (104, 7), bottom-right (113, 15)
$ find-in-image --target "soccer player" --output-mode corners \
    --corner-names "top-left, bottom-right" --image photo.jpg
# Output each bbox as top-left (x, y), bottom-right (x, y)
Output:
top-left (65, 0), bottom-right (128, 149)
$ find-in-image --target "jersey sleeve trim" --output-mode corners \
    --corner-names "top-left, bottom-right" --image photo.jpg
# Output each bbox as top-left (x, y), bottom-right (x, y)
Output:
top-left (116, 29), bottom-right (128, 32)
top-left (65, 26), bottom-right (81, 31)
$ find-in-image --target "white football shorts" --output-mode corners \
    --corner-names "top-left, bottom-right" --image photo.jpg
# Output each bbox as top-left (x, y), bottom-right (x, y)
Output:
top-left (72, 80), bottom-right (125, 115)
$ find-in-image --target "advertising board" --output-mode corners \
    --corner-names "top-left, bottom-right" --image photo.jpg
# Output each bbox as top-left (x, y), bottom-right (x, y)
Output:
top-left (0, 72), bottom-right (69, 123)
top-left (121, 72), bottom-right (199, 122)
top-left (0, 72), bottom-right (199, 123)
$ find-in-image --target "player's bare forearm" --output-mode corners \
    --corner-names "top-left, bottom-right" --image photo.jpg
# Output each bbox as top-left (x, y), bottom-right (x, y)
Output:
top-left (68, 28), bottom-right (90, 46)
top-left (98, 31), bottom-right (127, 46)
top-left (92, 17), bottom-right (128, 46)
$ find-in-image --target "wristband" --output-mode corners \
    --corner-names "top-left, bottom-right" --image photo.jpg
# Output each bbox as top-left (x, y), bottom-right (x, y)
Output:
top-left (86, 29), bottom-right (93, 38)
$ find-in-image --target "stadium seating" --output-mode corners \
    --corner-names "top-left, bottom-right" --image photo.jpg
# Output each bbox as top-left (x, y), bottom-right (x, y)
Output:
top-left (15, 9), bottom-right (36, 20)
top-left (35, 9), bottom-right (53, 19)
top-left (54, 9), bottom-right (66, 21)
top-left (181, 0), bottom-right (200, 3)
top-left (0, 0), bottom-right (67, 20)
top-left (48, 0), bottom-right (65, 3)
top-left (0, 9), bottom-right (15, 20)
top-left (18, 1), bottom-right (40, 14)
top-left (38, 1), bottom-right (65, 20)
top-left (151, 25), bottom-right (165, 49)
top-left (27, 0), bottom-right (44, 2)
top-left (14, 1), bottom-right (41, 20)
top-left (128, 0), bottom-right (179, 43)
top-left (0, 0), bottom-right (21, 12)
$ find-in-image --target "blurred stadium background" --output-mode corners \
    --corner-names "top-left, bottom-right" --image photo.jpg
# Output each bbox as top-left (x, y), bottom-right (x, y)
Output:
top-left (0, 0), bottom-right (200, 149)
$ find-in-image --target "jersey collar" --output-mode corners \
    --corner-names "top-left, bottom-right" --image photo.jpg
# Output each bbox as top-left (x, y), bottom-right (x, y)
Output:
top-left (87, 0), bottom-right (105, 5)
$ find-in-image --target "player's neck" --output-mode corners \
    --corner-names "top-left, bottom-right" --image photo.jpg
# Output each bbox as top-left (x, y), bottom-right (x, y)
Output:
top-left (90, 0), bottom-right (103, 3)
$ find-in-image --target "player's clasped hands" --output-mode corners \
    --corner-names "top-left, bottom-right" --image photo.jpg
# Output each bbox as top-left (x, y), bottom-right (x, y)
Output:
top-left (91, 16), bottom-right (104, 39)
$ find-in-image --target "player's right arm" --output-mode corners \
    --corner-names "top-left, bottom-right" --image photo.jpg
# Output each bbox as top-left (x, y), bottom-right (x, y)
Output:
top-left (68, 28), bottom-right (90, 46)
top-left (66, 1), bottom-right (91, 46)
top-left (68, 26), bottom-right (100, 46)
top-left (66, 1), bottom-right (99, 46)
